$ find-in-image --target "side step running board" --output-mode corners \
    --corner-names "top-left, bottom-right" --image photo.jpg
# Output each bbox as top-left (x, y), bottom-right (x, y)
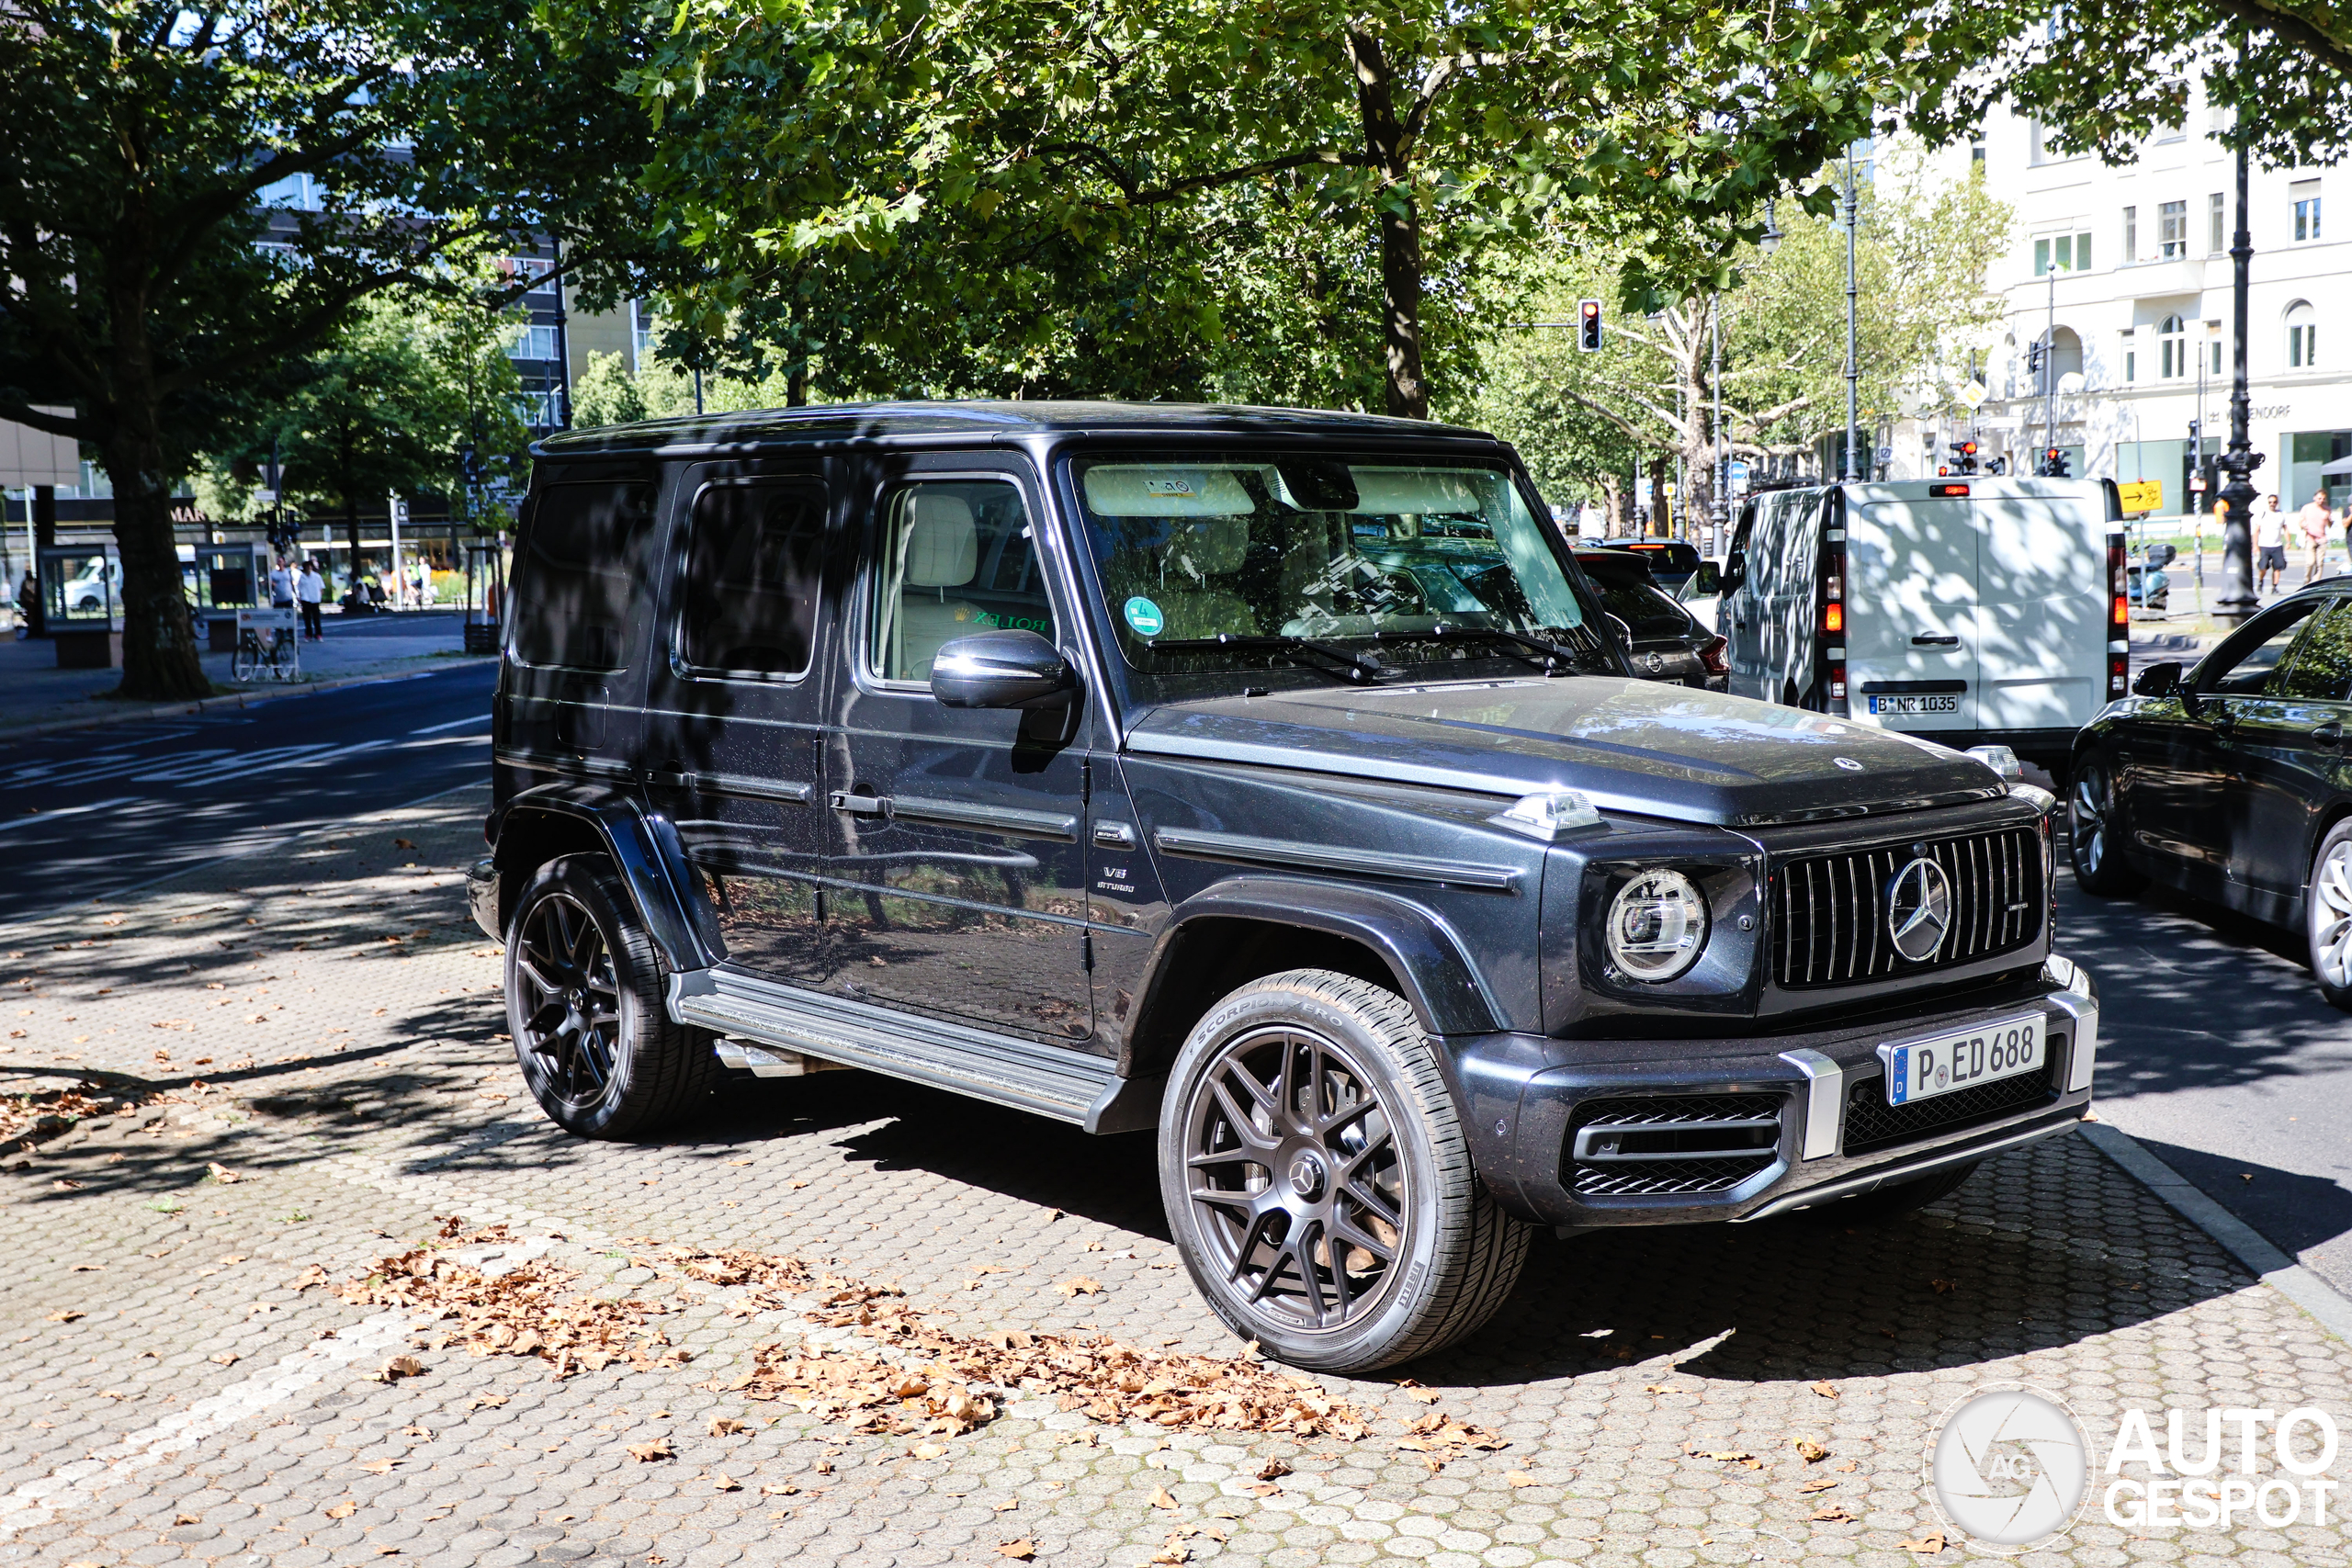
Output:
top-left (670, 966), bottom-right (1161, 1134)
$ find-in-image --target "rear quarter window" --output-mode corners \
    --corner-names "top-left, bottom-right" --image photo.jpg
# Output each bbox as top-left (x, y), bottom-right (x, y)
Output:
top-left (511, 480), bottom-right (658, 671)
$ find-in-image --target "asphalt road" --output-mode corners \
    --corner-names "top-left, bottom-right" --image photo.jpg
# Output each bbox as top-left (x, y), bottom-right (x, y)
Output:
top-left (3, 662), bottom-right (2347, 1303)
top-left (0, 660), bottom-right (495, 915)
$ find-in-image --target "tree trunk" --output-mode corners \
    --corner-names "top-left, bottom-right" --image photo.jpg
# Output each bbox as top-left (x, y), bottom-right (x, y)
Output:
top-left (1678, 300), bottom-right (1719, 541)
top-left (1345, 27), bottom-right (1427, 421)
top-left (107, 423), bottom-right (208, 702)
top-left (787, 363), bottom-right (809, 407)
top-left (28, 486), bottom-right (56, 638)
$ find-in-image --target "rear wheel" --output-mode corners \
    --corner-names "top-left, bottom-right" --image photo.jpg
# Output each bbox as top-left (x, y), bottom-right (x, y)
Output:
top-left (506, 854), bottom-right (719, 1138)
top-left (2306, 820), bottom-right (2352, 1011)
top-left (1159, 969), bottom-right (1529, 1372)
top-left (2067, 754), bottom-right (2143, 896)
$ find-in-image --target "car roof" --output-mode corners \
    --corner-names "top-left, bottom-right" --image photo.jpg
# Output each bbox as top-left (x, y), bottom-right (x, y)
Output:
top-left (533, 400), bottom-right (1496, 458)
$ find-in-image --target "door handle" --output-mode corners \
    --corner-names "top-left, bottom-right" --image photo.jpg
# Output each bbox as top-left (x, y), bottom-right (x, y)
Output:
top-left (1911, 634), bottom-right (1961, 647)
top-left (829, 791), bottom-right (888, 816)
top-left (2317, 721), bottom-right (2344, 748)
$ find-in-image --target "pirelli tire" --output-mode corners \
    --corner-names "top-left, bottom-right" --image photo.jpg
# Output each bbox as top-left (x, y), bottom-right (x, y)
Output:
top-left (1159, 968), bottom-right (1530, 1372)
top-left (504, 852), bottom-right (720, 1139)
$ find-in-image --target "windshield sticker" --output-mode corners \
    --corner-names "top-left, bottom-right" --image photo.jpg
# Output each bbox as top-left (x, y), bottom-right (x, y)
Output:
top-left (1124, 596), bottom-right (1166, 637)
top-left (1144, 475), bottom-right (1197, 498)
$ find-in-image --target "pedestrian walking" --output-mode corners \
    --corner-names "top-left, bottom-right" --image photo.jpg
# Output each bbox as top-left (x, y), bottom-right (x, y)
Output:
top-left (14, 568), bottom-right (33, 638)
top-left (297, 558), bottom-right (325, 640)
top-left (2256, 497), bottom-right (2294, 595)
top-left (267, 556), bottom-right (296, 609)
top-left (2303, 491), bottom-right (2333, 583)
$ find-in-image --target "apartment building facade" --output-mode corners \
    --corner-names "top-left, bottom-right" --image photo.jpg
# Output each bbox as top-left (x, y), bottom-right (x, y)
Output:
top-left (1944, 98), bottom-right (2351, 516)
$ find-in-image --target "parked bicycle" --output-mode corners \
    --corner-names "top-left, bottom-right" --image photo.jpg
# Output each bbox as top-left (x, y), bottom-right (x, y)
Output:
top-left (232, 606), bottom-right (302, 682)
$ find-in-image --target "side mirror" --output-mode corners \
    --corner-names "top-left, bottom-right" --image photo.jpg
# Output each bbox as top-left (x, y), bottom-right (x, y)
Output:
top-left (931, 629), bottom-right (1079, 710)
top-left (2132, 660), bottom-right (2183, 698)
top-left (1722, 550), bottom-right (1747, 592)
top-left (1693, 559), bottom-right (1723, 596)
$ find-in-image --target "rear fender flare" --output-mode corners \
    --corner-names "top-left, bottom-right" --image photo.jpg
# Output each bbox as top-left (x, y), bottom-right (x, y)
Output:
top-left (491, 783), bottom-right (721, 974)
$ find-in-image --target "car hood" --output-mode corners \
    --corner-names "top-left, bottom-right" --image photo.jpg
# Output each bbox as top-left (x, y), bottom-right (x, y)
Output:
top-left (1123, 676), bottom-right (2005, 827)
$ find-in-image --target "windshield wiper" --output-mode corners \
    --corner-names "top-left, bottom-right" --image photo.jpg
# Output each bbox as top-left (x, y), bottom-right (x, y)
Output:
top-left (1385, 623), bottom-right (1592, 674)
top-left (1146, 634), bottom-right (1387, 683)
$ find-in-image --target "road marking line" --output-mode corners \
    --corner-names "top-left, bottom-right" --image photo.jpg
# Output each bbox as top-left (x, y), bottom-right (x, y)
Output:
top-left (0, 796), bottom-right (140, 835)
top-left (408, 714), bottom-right (492, 735)
top-left (0, 1310), bottom-right (413, 1537)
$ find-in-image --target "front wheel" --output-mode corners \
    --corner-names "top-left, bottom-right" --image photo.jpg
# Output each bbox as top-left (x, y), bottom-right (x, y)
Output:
top-left (505, 853), bottom-right (719, 1138)
top-left (2067, 754), bottom-right (2143, 896)
top-left (231, 637), bottom-right (260, 682)
top-left (1159, 969), bottom-right (1529, 1373)
top-left (2307, 821), bottom-right (2352, 1011)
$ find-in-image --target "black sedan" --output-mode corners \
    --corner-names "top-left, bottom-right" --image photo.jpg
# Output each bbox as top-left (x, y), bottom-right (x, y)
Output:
top-left (2069, 577), bottom-right (2352, 1007)
top-left (1576, 547), bottom-right (1727, 689)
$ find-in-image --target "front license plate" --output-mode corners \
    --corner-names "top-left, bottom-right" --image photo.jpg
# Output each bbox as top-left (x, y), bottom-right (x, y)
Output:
top-left (1868, 694), bottom-right (1961, 716)
top-left (1878, 1016), bottom-right (2043, 1106)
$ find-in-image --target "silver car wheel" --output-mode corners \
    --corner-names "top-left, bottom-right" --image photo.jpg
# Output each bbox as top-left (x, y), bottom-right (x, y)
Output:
top-left (2312, 841), bottom-right (2352, 989)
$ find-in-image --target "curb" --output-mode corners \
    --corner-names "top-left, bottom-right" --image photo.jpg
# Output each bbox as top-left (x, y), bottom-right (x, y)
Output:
top-left (2080, 1121), bottom-right (2352, 1343)
top-left (0, 660), bottom-right (486, 743)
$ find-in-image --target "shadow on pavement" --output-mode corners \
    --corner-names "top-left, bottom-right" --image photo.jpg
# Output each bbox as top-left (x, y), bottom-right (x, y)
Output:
top-left (2129, 1134), bottom-right (2352, 1259)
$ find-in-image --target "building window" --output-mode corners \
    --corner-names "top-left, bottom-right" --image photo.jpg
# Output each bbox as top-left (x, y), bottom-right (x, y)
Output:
top-left (2121, 329), bottom-right (2137, 383)
top-left (2123, 207), bottom-right (2137, 265)
top-left (2159, 314), bottom-right (2188, 378)
top-left (2033, 231), bottom-right (2094, 276)
top-left (2159, 201), bottom-right (2188, 258)
top-left (2294, 181), bottom-right (2323, 242)
top-left (507, 323), bottom-right (560, 362)
top-left (2210, 325), bottom-right (2223, 376)
top-left (503, 257), bottom-right (560, 299)
top-left (2289, 301), bottom-right (2317, 368)
top-left (2210, 193), bottom-right (2226, 253)
top-left (1971, 140), bottom-right (1986, 165)
top-left (630, 300), bottom-right (659, 369)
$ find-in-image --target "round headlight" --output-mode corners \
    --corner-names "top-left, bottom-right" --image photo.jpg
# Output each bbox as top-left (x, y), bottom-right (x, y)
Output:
top-left (1605, 869), bottom-right (1710, 982)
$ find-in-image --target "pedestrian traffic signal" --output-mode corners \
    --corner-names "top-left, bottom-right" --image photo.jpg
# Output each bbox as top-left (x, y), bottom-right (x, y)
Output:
top-left (1948, 440), bottom-right (1979, 474)
top-left (2041, 447), bottom-right (2071, 478)
top-left (1578, 299), bottom-right (1602, 352)
top-left (2026, 342), bottom-right (2045, 378)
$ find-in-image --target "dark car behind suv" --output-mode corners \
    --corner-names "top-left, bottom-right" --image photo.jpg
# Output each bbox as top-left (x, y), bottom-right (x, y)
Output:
top-left (1576, 547), bottom-right (1726, 689)
top-left (471, 400), bottom-right (2096, 1371)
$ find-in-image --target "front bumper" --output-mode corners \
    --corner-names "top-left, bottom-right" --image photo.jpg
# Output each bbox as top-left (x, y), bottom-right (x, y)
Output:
top-left (1448, 956), bottom-right (2098, 1230)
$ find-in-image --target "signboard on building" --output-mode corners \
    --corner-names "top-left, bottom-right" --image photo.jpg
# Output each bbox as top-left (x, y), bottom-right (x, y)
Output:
top-left (2116, 479), bottom-right (2164, 514)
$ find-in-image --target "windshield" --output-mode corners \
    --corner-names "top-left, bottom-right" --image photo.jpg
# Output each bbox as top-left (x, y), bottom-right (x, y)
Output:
top-left (1067, 452), bottom-right (1612, 695)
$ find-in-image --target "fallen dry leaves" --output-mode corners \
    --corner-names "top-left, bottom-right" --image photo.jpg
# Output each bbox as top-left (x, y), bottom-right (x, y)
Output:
top-left (0, 1087), bottom-right (132, 1150)
top-left (1809, 1380), bottom-right (1839, 1400)
top-left (1795, 1439), bottom-right (1828, 1463)
top-left (334, 1225), bottom-right (686, 1379)
top-left (627, 1439), bottom-right (673, 1462)
top-left (1054, 1276), bottom-right (1103, 1298)
top-left (1395, 1411), bottom-right (1510, 1471)
top-left (323, 1501), bottom-right (357, 1519)
top-left (1504, 1471), bottom-right (1539, 1488)
top-left (995, 1540), bottom-right (1036, 1561)
top-left (1797, 1476), bottom-right (1838, 1495)
top-left (1898, 1530), bottom-right (1947, 1554)
top-left (1810, 1505), bottom-right (1855, 1523)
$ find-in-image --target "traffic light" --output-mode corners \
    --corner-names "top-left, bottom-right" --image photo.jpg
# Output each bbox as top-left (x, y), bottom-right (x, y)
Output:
top-left (1948, 440), bottom-right (1980, 474)
top-left (458, 444), bottom-right (482, 486)
top-left (2026, 341), bottom-right (2046, 379)
top-left (1577, 299), bottom-right (1602, 352)
top-left (2041, 447), bottom-right (2071, 478)
top-left (1985, 456), bottom-right (2007, 476)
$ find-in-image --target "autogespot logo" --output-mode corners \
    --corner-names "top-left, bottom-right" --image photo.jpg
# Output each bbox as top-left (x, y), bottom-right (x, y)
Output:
top-left (1928, 1385), bottom-right (2090, 1551)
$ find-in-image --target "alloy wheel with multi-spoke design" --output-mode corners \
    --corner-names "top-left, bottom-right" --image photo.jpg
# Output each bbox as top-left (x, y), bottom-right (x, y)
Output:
top-left (2312, 839), bottom-right (2352, 991)
top-left (513, 890), bottom-right (623, 1111)
top-left (1183, 1023), bottom-right (1408, 1335)
top-left (2071, 768), bottom-right (2109, 876)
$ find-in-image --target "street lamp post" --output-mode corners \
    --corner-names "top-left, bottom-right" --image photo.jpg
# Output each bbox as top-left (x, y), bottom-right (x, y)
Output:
top-left (1843, 150), bottom-right (1860, 482)
top-left (2215, 109), bottom-right (2262, 623)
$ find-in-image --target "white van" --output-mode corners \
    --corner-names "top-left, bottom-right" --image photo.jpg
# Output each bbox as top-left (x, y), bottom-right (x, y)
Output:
top-left (1716, 478), bottom-right (2127, 771)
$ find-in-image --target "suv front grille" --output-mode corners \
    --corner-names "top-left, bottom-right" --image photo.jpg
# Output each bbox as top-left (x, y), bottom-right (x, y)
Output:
top-left (1566, 1093), bottom-right (1788, 1197)
top-left (1771, 827), bottom-right (2043, 989)
top-left (1841, 1054), bottom-right (2060, 1156)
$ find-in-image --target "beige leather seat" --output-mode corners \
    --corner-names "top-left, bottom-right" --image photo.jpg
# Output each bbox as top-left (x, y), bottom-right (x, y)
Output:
top-left (887, 492), bottom-right (981, 681)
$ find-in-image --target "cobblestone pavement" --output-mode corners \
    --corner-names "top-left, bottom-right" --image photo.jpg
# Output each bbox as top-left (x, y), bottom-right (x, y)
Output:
top-left (3, 785), bottom-right (2349, 1568)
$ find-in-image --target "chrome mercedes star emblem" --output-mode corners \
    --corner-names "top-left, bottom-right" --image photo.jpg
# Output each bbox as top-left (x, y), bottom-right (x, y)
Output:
top-left (1886, 857), bottom-right (1954, 962)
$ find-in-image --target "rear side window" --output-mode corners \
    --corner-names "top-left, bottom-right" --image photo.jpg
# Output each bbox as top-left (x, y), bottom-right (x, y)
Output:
top-left (679, 482), bottom-right (828, 676)
top-left (511, 480), bottom-right (657, 671)
top-left (1579, 559), bottom-right (1691, 637)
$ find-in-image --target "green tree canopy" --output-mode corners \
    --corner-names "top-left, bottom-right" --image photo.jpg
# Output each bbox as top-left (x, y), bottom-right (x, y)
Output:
top-left (627, 0), bottom-right (1919, 419)
top-left (0, 0), bottom-right (653, 699)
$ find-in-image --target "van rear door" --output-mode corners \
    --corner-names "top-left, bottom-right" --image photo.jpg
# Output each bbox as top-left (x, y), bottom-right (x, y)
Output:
top-left (1847, 496), bottom-right (1978, 734)
top-left (1974, 493), bottom-right (2103, 735)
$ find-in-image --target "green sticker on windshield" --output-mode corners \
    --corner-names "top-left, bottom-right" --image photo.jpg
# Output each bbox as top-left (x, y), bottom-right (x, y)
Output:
top-left (1124, 596), bottom-right (1165, 637)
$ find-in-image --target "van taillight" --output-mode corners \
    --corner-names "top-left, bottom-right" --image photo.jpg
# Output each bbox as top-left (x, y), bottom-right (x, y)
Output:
top-left (2107, 533), bottom-right (2130, 698)
top-left (1821, 528), bottom-right (1848, 716)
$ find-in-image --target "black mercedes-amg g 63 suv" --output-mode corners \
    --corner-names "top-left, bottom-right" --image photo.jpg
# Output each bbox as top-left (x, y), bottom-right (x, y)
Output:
top-left (469, 401), bottom-right (2096, 1371)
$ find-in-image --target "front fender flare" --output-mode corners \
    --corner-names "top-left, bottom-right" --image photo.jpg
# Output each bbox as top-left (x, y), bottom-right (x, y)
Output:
top-left (490, 782), bottom-right (722, 974)
top-left (1138, 877), bottom-right (1503, 1042)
